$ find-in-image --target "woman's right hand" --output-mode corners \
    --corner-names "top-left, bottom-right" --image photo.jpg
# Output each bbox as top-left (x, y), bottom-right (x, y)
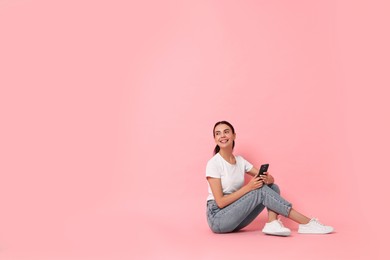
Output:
top-left (246, 175), bottom-right (264, 191)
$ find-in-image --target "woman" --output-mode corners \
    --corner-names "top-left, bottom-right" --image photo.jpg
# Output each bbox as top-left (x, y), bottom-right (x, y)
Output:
top-left (206, 121), bottom-right (333, 236)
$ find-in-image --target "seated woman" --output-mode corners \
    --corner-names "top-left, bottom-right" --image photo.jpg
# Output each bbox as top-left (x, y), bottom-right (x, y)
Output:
top-left (206, 121), bottom-right (334, 236)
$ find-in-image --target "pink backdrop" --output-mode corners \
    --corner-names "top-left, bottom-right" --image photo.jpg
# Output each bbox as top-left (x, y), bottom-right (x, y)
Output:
top-left (1, 0), bottom-right (389, 259)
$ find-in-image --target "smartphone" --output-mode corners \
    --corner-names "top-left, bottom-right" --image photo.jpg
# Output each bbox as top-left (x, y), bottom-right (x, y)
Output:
top-left (256, 164), bottom-right (269, 178)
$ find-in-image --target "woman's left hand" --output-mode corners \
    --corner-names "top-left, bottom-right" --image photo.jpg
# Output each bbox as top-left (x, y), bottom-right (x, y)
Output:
top-left (260, 172), bottom-right (274, 185)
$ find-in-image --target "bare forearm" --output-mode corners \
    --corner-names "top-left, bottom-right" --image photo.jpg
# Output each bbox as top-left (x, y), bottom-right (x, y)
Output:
top-left (207, 174), bottom-right (263, 209)
top-left (215, 185), bottom-right (251, 208)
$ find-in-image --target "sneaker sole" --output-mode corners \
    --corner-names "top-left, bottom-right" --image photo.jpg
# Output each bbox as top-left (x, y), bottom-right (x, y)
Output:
top-left (298, 229), bottom-right (333, 234)
top-left (262, 231), bottom-right (291, 237)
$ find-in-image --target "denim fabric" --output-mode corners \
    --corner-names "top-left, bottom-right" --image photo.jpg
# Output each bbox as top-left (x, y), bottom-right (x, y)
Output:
top-left (206, 184), bottom-right (292, 233)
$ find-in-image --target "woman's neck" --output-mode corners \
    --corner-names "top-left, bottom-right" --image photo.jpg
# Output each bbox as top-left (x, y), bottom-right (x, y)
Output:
top-left (219, 149), bottom-right (235, 164)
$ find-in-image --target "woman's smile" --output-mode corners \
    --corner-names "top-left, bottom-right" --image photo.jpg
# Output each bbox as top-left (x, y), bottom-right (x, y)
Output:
top-left (219, 139), bottom-right (229, 144)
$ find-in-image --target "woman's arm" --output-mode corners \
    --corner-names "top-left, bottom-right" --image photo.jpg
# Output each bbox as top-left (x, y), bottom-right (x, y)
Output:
top-left (247, 167), bottom-right (259, 176)
top-left (247, 167), bottom-right (275, 184)
top-left (207, 176), bottom-right (263, 208)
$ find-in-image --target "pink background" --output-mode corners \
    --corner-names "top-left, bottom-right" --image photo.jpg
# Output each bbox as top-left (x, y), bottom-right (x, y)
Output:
top-left (1, 0), bottom-right (389, 259)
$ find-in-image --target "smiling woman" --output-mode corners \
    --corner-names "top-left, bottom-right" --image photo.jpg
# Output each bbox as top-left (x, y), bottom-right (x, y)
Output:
top-left (213, 120), bottom-right (236, 155)
top-left (206, 121), bottom-right (334, 235)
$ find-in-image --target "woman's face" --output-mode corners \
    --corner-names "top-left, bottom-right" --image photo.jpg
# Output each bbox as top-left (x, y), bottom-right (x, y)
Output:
top-left (214, 124), bottom-right (235, 149)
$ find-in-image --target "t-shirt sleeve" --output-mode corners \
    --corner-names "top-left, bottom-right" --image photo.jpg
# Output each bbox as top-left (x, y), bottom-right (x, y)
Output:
top-left (206, 159), bottom-right (221, 178)
top-left (241, 156), bottom-right (253, 172)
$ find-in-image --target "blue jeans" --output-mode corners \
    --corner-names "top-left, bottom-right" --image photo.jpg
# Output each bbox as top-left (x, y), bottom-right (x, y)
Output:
top-left (206, 184), bottom-right (292, 233)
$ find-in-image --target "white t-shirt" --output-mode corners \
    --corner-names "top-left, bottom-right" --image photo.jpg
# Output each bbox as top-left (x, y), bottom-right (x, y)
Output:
top-left (206, 153), bottom-right (253, 201)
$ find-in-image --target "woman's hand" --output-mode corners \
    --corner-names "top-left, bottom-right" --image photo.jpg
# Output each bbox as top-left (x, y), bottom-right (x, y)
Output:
top-left (260, 172), bottom-right (274, 185)
top-left (246, 175), bottom-right (264, 191)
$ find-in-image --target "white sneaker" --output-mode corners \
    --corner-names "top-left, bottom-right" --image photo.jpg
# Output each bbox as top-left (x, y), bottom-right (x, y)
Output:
top-left (298, 218), bottom-right (334, 234)
top-left (262, 219), bottom-right (291, 236)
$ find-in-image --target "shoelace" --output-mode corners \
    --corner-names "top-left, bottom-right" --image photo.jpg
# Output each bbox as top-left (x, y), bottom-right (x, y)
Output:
top-left (311, 218), bottom-right (324, 226)
top-left (312, 218), bottom-right (326, 227)
top-left (277, 218), bottom-right (286, 227)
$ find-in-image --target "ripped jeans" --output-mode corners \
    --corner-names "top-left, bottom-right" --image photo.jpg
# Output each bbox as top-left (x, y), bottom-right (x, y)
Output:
top-left (206, 184), bottom-right (292, 233)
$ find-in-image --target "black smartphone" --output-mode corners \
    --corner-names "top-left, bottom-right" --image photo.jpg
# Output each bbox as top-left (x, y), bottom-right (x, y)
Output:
top-left (256, 164), bottom-right (269, 178)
